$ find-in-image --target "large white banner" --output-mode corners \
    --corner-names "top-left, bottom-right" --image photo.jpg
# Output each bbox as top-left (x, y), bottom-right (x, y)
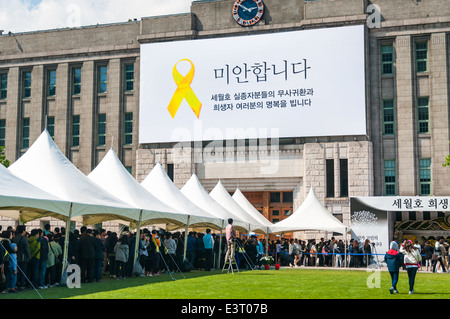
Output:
top-left (139, 25), bottom-right (366, 143)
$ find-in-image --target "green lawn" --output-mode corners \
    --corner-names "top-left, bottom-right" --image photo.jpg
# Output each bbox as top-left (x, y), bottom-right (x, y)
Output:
top-left (2, 267), bottom-right (449, 300)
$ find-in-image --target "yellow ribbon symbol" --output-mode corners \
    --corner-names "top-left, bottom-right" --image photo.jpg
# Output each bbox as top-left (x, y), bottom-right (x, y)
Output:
top-left (167, 59), bottom-right (202, 119)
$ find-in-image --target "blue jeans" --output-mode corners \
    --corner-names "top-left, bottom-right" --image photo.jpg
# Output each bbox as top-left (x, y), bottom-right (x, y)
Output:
top-left (389, 271), bottom-right (399, 289)
top-left (406, 267), bottom-right (418, 292)
top-left (39, 259), bottom-right (47, 287)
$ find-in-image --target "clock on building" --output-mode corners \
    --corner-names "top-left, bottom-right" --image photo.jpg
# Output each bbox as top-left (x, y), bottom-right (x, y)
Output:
top-left (232, 0), bottom-right (265, 27)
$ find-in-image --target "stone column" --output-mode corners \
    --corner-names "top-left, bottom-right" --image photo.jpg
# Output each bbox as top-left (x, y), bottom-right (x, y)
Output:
top-left (429, 33), bottom-right (450, 196)
top-left (395, 35), bottom-right (417, 195)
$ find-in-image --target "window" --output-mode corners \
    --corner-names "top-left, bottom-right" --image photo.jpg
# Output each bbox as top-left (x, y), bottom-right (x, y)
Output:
top-left (97, 113), bottom-right (106, 146)
top-left (415, 41), bottom-right (428, 73)
top-left (326, 159), bottom-right (334, 197)
top-left (23, 71), bottom-right (32, 98)
top-left (98, 66), bottom-right (107, 93)
top-left (340, 159), bottom-right (348, 197)
top-left (72, 115), bottom-right (80, 147)
top-left (423, 211), bottom-right (430, 220)
top-left (383, 99), bottom-right (395, 135)
top-left (167, 164), bottom-right (174, 182)
top-left (409, 211), bottom-right (416, 221)
top-left (46, 116), bottom-right (55, 139)
top-left (417, 97), bottom-right (430, 134)
top-left (381, 44), bottom-right (394, 75)
top-left (272, 210), bottom-right (280, 216)
top-left (270, 192), bottom-right (281, 203)
top-left (47, 70), bottom-right (56, 96)
top-left (124, 64), bottom-right (134, 92)
top-left (419, 158), bottom-right (431, 195)
top-left (72, 68), bottom-right (81, 95)
top-left (124, 112), bottom-right (133, 145)
top-left (384, 160), bottom-right (396, 196)
top-left (0, 74), bottom-right (7, 100)
top-left (125, 166), bottom-right (132, 175)
top-left (282, 192), bottom-right (293, 203)
top-left (21, 118), bottom-right (30, 149)
top-left (0, 119), bottom-right (5, 147)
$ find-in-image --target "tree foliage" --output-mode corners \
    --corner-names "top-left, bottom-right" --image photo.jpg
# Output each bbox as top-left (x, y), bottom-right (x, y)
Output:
top-left (0, 146), bottom-right (10, 168)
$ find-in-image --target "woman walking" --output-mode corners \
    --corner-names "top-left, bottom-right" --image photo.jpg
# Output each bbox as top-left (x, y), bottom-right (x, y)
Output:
top-left (400, 240), bottom-right (422, 294)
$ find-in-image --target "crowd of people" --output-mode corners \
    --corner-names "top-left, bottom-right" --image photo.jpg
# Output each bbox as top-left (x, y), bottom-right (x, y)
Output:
top-left (1, 222), bottom-right (449, 295)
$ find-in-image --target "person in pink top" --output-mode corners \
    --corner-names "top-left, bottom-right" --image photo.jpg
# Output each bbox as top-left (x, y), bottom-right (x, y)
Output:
top-left (224, 218), bottom-right (236, 263)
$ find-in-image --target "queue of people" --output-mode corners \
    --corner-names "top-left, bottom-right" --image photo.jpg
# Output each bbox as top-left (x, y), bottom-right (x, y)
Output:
top-left (1, 222), bottom-right (448, 295)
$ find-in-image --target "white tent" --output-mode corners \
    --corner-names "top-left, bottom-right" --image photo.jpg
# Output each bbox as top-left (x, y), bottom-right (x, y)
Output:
top-left (269, 188), bottom-right (349, 234)
top-left (209, 181), bottom-right (267, 234)
top-left (140, 163), bottom-right (224, 230)
top-left (0, 162), bottom-right (71, 222)
top-left (8, 130), bottom-right (141, 224)
top-left (88, 148), bottom-right (192, 227)
top-left (232, 188), bottom-right (273, 232)
top-left (180, 174), bottom-right (249, 233)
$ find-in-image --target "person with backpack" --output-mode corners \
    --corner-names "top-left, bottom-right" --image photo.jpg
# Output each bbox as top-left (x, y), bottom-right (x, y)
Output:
top-left (28, 229), bottom-right (41, 288)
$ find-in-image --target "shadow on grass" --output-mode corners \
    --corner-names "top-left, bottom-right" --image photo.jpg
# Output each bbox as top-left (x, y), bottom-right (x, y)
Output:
top-left (0, 270), bottom-right (222, 300)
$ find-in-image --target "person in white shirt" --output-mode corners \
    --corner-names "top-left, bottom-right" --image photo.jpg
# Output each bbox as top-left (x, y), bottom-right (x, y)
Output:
top-left (400, 240), bottom-right (422, 294)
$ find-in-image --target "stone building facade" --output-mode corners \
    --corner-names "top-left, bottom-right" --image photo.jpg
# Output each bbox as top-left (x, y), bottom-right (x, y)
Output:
top-left (0, 0), bottom-right (449, 235)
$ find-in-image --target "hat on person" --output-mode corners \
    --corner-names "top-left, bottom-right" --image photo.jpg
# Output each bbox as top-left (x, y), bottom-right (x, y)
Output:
top-left (390, 241), bottom-right (399, 251)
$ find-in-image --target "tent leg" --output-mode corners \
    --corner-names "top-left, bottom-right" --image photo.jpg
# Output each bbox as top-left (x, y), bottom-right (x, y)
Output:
top-left (61, 203), bottom-right (73, 279)
top-left (133, 210), bottom-right (143, 270)
top-left (217, 220), bottom-right (224, 269)
top-left (183, 216), bottom-right (191, 262)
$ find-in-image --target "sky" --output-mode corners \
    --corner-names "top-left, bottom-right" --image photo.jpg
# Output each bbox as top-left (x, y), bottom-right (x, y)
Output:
top-left (0, 0), bottom-right (194, 33)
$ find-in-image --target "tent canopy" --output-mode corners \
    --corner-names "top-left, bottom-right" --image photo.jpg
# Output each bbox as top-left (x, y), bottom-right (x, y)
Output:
top-left (180, 174), bottom-right (250, 232)
top-left (8, 130), bottom-right (141, 224)
top-left (88, 148), bottom-right (191, 227)
top-left (209, 181), bottom-right (267, 234)
top-left (0, 162), bottom-right (71, 222)
top-left (270, 188), bottom-right (348, 234)
top-left (140, 163), bottom-right (224, 230)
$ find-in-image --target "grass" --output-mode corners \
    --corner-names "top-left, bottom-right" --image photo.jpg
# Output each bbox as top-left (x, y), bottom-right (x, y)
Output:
top-left (1, 267), bottom-right (449, 300)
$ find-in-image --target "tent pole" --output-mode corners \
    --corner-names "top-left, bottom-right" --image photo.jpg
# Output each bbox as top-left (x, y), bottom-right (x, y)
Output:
top-left (266, 227), bottom-right (269, 255)
top-left (61, 202), bottom-right (73, 279)
top-left (183, 215), bottom-right (191, 261)
top-left (217, 219), bottom-right (224, 269)
top-left (133, 209), bottom-right (143, 268)
top-left (344, 227), bottom-right (348, 268)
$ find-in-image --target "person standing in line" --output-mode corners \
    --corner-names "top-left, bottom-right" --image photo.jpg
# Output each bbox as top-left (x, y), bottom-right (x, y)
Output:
top-left (203, 229), bottom-right (214, 271)
top-left (224, 218), bottom-right (236, 263)
top-left (400, 240), bottom-right (422, 294)
top-left (422, 241), bottom-right (434, 272)
top-left (164, 232), bottom-right (177, 273)
top-left (12, 225), bottom-right (30, 290)
top-left (77, 228), bottom-right (96, 283)
top-left (37, 229), bottom-right (49, 289)
top-left (114, 234), bottom-right (129, 280)
top-left (384, 241), bottom-right (403, 294)
top-left (27, 229), bottom-right (41, 288)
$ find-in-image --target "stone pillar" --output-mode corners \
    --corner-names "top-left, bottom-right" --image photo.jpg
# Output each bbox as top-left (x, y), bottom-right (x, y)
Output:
top-left (429, 33), bottom-right (450, 195)
top-left (395, 35), bottom-right (417, 195)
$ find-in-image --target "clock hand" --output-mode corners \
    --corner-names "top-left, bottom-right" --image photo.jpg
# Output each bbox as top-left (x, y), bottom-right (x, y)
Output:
top-left (238, 3), bottom-right (250, 12)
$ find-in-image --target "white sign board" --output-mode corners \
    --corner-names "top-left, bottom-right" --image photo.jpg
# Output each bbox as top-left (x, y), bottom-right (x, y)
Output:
top-left (350, 198), bottom-right (390, 257)
top-left (139, 25), bottom-right (366, 143)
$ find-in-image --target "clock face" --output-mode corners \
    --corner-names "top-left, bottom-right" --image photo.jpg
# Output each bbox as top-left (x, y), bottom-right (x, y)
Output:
top-left (232, 0), bottom-right (265, 27)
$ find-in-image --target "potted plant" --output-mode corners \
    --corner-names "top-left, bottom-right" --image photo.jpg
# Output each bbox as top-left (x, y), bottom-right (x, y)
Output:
top-left (260, 255), bottom-right (274, 270)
